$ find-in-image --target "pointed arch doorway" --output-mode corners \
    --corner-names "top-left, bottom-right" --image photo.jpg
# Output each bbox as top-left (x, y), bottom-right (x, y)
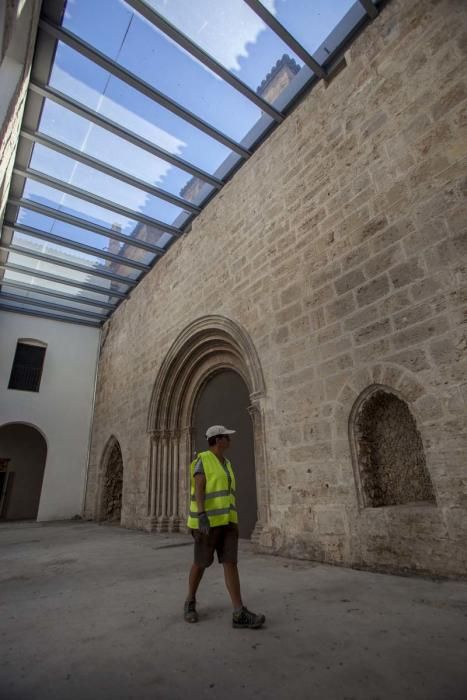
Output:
top-left (146, 315), bottom-right (269, 540)
top-left (193, 370), bottom-right (257, 539)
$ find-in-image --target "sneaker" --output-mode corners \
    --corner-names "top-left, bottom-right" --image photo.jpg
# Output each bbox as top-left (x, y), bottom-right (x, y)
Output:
top-left (184, 599), bottom-right (199, 623)
top-left (232, 606), bottom-right (265, 629)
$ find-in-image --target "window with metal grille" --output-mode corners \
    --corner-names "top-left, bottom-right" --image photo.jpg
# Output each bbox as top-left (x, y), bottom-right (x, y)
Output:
top-left (8, 340), bottom-right (47, 392)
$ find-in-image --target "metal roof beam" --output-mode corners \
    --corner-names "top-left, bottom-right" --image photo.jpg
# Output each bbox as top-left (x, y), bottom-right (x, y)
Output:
top-left (0, 243), bottom-right (137, 285)
top-left (21, 129), bottom-right (200, 214)
top-left (243, 0), bottom-right (327, 79)
top-left (0, 291), bottom-right (108, 320)
top-left (0, 279), bottom-right (115, 309)
top-left (8, 198), bottom-right (166, 255)
top-left (28, 82), bottom-right (223, 189)
top-left (39, 19), bottom-right (251, 159)
top-left (3, 221), bottom-right (149, 271)
top-left (125, 0), bottom-right (284, 123)
top-left (0, 303), bottom-right (103, 327)
top-left (13, 166), bottom-right (183, 237)
top-left (0, 261), bottom-right (127, 298)
top-left (358, 0), bottom-right (378, 19)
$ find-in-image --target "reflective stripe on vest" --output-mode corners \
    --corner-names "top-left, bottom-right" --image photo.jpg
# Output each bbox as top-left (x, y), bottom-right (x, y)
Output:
top-left (187, 451), bottom-right (237, 529)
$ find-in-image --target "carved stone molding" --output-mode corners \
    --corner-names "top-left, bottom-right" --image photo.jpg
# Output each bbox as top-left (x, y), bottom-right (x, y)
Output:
top-left (146, 315), bottom-right (269, 535)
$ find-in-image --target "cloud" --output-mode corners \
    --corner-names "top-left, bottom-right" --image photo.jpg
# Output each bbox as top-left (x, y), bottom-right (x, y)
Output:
top-left (146, 0), bottom-right (276, 73)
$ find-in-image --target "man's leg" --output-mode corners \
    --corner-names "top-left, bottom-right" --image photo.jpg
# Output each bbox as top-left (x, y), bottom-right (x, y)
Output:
top-left (222, 561), bottom-right (243, 609)
top-left (184, 530), bottom-right (216, 623)
top-left (184, 563), bottom-right (204, 623)
top-left (187, 562), bottom-right (205, 601)
top-left (220, 525), bottom-right (265, 629)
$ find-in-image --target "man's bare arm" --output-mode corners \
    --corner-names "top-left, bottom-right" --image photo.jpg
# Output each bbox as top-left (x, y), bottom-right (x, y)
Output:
top-left (194, 473), bottom-right (206, 514)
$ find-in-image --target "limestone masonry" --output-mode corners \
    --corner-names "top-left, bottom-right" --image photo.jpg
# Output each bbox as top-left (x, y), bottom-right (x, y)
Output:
top-left (85, 0), bottom-right (467, 578)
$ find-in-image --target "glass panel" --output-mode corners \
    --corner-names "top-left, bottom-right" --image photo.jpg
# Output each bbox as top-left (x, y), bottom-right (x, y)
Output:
top-left (256, 0), bottom-right (357, 60)
top-left (11, 231), bottom-right (141, 280)
top-left (5, 250), bottom-right (130, 294)
top-left (2, 269), bottom-right (121, 303)
top-left (312, 2), bottom-right (366, 66)
top-left (61, 0), bottom-right (264, 143)
top-left (20, 180), bottom-right (170, 251)
top-left (16, 207), bottom-right (158, 266)
top-left (39, 99), bottom-right (216, 206)
top-left (0, 297), bottom-right (103, 323)
top-left (22, 178), bottom-right (140, 234)
top-left (50, 41), bottom-right (233, 174)
top-left (29, 143), bottom-right (190, 227)
top-left (144, 0), bottom-right (305, 105)
top-left (1, 284), bottom-right (111, 316)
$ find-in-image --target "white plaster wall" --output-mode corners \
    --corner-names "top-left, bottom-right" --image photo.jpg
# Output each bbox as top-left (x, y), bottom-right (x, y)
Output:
top-left (0, 311), bottom-right (100, 520)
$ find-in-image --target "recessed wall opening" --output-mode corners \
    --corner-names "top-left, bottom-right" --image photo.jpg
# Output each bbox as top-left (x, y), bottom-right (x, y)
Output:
top-left (351, 386), bottom-right (436, 508)
top-left (101, 439), bottom-right (124, 523)
top-left (0, 423), bottom-right (47, 520)
top-left (193, 369), bottom-right (258, 540)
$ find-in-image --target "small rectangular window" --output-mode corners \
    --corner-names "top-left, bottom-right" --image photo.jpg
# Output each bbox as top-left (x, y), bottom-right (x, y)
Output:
top-left (8, 342), bottom-right (46, 392)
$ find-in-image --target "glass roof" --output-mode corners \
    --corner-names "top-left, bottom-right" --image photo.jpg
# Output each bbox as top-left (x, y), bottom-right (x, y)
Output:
top-left (0, 0), bottom-right (382, 327)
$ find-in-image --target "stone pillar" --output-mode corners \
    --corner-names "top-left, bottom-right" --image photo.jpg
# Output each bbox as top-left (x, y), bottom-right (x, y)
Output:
top-left (168, 430), bottom-right (182, 532)
top-left (248, 397), bottom-right (270, 543)
top-left (177, 426), bottom-right (194, 534)
top-left (146, 430), bottom-right (160, 530)
top-left (157, 430), bottom-right (170, 532)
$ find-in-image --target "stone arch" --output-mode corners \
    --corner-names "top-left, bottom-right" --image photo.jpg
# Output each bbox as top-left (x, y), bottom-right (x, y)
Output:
top-left (98, 436), bottom-right (124, 523)
top-left (146, 315), bottom-right (269, 537)
top-left (329, 364), bottom-right (438, 509)
top-left (349, 384), bottom-right (436, 508)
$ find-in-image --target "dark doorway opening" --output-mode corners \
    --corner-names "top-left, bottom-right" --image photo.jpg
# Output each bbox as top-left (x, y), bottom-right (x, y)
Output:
top-left (0, 423), bottom-right (47, 520)
top-left (193, 370), bottom-right (257, 539)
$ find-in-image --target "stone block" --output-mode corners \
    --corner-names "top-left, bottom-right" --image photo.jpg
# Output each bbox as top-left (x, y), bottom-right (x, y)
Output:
top-left (344, 306), bottom-right (379, 332)
top-left (325, 292), bottom-right (356, 324)
top-left (356, 274), bottom-right (390, 307)
top-left (392, 316), bottom-right (450, 350)
top-left (364, 244), bottom-right (404, 280)
top-left (390, 259), bottom-right (425, 289)
top-left (319, 353), bottom-right (354, 377)
top-left (354, 318), bottom-right (392, 346)
top-left (316, 508), bottom-right (347, 536)
top-left (386, 348), bottom-right (430, 372)
top-left (334, 268), bottom-right (366, 295)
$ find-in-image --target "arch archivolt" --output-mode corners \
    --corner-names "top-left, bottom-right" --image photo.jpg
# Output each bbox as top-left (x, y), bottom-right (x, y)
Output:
top-left (331, 363), bottom-right (438, 511)
top-left (146, 315), bottom-right (269, 536)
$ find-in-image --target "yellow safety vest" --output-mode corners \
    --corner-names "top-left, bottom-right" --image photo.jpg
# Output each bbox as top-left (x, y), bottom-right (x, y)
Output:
top-left (187, 450), bottom-right (238, 529)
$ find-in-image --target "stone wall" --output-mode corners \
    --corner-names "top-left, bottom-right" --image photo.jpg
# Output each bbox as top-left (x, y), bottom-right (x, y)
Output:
top-left (85, 0), bottom-right (467, 577)
top-left (0, 0), bottom-right (41, 221)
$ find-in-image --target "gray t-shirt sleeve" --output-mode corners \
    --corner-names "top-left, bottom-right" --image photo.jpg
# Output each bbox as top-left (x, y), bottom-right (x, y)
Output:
top-left (193, 458), bottom-right (204, 476)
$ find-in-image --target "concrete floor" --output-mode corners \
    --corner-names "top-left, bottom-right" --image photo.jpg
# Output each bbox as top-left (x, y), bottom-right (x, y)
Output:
top-left (1, 522), bottom-right (467, 700)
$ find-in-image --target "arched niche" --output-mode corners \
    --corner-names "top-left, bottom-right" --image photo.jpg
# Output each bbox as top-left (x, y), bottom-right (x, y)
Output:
top-left (98, 436), bottom-right (124, 523)
top-left (349, 385), bottom-right (436, 508)
top-left (146, 315), bottom-right (269, 539)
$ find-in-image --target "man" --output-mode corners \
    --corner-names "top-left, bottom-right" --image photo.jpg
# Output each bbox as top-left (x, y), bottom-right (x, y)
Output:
top-left (184, 425), bottom-right (265, 629)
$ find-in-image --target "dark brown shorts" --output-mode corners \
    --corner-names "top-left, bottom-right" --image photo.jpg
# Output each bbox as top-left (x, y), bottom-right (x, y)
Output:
top-left (192, 523), bottom-right (239, 568)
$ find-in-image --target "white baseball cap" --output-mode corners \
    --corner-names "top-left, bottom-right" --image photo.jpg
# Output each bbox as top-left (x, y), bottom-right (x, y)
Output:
top-left (205, 425), bottom-right (236, 439)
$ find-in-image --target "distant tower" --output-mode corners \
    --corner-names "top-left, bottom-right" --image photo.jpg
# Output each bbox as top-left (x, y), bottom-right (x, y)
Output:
top-left (256, 54), bottom-right (300, 104)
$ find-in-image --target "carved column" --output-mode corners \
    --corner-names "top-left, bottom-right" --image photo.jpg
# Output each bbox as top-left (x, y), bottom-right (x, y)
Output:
top-left (248, 397), bottom-right (270, 542)
top-left (168, 430), bottom-right (182, 532)
top-left (156, 430), bottom-right (170, 532)
top-left (146, 430), bottom-right (160, 530)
